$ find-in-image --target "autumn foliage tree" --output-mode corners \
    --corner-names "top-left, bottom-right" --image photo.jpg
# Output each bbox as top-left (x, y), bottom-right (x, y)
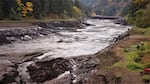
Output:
top-left (9, 0), bottom-right (33, 19)
top-left (73, 6), bottom-right (82, 17)
top-left (0, 0), bottom-right (83, 20)
top-left (16, 0), bottom-right (33, 17)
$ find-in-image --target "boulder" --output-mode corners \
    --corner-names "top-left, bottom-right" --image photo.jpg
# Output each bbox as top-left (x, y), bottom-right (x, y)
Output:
top-left (27, 58), bottom-right (71, 83)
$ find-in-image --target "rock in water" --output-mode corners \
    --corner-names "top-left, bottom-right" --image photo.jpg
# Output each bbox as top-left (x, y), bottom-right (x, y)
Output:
top-left (27, 58), bottom-right (71, 83)
top-left (0, 36), bottom-right (11, 45)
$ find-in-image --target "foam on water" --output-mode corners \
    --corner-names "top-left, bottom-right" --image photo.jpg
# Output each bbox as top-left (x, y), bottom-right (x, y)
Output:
top-left (0, 19), bottom-right (131, 59)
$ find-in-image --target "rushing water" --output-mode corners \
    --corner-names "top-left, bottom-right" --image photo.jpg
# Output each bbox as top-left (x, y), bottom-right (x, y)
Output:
top-left (0, 19), bottom-right (132, 83)
top-left (0, 19), bottom-right (131, 59)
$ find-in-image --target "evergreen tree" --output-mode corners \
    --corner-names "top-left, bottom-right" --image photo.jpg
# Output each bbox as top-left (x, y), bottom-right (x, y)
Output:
top-left (74, 0), bottom-right (82, 9)
top-left (65, 0), bottom-right (74, 17)
top-left (32, 0), bottom-right (42, 19)
top-left (2, 0), bottom-right (16, 18)
top-left (0, 0), bottom-right (3, 19)
top-left (0, 0), bottom-right (78, 20)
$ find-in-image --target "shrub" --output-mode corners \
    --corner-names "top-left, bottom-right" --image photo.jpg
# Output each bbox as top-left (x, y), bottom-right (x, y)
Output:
top-left (126, 61), bottom-right (143, 70)
top-left (112, 62), bottom-right (122, 68)
top-left (142, 75), bottom-right (150, 83)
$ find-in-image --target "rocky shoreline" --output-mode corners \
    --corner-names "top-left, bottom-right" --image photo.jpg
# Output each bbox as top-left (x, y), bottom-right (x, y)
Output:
top-left (0, 20), bottom-right (95, 84)
top-left (0, 31), bottom-right (129, 84)
top-left (0, 20), bottom-right (84, 45)
top-left (0, 53), bottom-right (99, 84)
top-left (0, 19), bottom-right (130, 84)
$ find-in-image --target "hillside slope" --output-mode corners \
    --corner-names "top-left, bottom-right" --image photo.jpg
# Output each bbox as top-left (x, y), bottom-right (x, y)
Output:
top-left (82, 0), bottom-right (131, 16)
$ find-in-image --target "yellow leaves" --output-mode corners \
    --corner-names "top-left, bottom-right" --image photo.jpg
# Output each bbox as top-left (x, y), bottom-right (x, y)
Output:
top-left (22, 2), bottom-right (33, 17)
top-left (25, 2), bottom-right (33, 12)
top-left (27, 8), bottom-right (33, 12)
top-left (73, 6), bottom-right (82, 17)
top-left (22, 13), bottom-right (27, 17)
top-left (16, 0), bottom-right (33, 17)
top-left (26, 2), bottom-right (33, 8)
top-left (16, 0), bottom-right (21, 4)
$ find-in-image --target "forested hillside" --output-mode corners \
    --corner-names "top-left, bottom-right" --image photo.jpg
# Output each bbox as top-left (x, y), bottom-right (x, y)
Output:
top-left (128, 0), bottom-right (150, 27)
top-left (81, 0), bottom-right (150, 28)
top-left (0, 0), bottom-right (83, 20)
top-left (81, 0), bottom-right (131, 16)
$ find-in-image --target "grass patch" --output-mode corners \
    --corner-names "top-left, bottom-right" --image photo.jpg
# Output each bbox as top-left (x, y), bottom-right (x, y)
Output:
top-left (142, 75), bottom-right (150, 82)
top-left (126, 51), bottom-right (139, 61)
top-left (112, 42), bottom-right (150, 71)
top-left (112, 62), bottom-right (122, 68)
top-left (130, 27), bottom-right (150, 36)
top-left (124, 42), bottom-right (150, 70)
top-left (126, 61), bottom-right (143, 70)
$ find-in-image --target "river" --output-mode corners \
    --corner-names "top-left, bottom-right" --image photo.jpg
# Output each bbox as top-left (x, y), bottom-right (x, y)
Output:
top-left (0, 19), bottom-right (131, 57)
top-left (0, 19), bottom-right (132, 84)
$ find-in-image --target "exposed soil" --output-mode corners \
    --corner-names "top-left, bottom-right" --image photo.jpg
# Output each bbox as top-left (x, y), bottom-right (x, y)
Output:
top-left (86, 29), bottom-right (150, 84)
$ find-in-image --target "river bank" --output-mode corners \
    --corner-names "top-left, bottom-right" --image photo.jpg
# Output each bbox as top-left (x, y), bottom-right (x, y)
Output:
top-left (87, 27), bottom-right (150, 84)
top-left (0, 20), bottom-right (83, 45)
top-left (0, 19), bottom-right (132, 84)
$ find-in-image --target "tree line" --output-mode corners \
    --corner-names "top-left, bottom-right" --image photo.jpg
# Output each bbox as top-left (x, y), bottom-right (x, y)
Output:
top-left (0, 0), bottom-right (83, 20)
top-left (127, 0), bottom-right (150, 28)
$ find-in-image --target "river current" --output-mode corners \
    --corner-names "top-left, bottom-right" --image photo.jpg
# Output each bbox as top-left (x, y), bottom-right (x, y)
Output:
top-left (0, 19), bottom-right (131, 59)
top-left (0, 19), bottom-right (132, 84)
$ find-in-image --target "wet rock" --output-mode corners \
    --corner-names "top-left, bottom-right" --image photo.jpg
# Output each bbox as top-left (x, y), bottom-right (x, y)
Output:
top-left (0, 67), bottom-right (18, 84)
top-left (69, 56), bottom-right (99, 83)
top-left (27, 58), bottom-right (71, 83)
top-left (19, 52), bottom-right (44, 63)
top-left (0, 57), bottom-right (18, 84)
top-left (82, 23), bottom-right (95, 26)
top-left (43, 71), bottom-right (71, 84)
top-left (21, 35), bottom-right (32, 41)
top-left (0, 36), bottom-right (11, 45)
top-left (114, 19), bottom-right (127, 25)
top-left (0, 20), bottom-right (84, 45)
top-left (0, 27), bottom-right (54, 45)
top-left (57, 39), bottom-right (64, 43)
